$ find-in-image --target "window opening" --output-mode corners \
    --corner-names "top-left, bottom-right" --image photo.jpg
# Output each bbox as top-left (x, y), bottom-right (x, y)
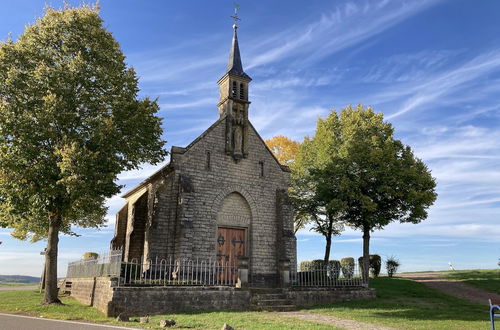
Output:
top-left (239, 83), bottom-right (244, 100)
top-left (206, 151), bottom-right (211, 170)
top-left (232, 81), bottom-right (237, 98)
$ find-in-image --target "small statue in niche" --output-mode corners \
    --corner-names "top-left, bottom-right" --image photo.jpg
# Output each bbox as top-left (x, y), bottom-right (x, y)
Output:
top-left (232, 106), bottom-right (244, 159)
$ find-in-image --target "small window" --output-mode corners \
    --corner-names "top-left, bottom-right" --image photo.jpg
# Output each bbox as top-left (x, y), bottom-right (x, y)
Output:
top-left (206, 151), bottom-right (211, 170)
top-left (232, 81), bottom-right (237, 98)
top-left (259, 161), bottom-right (264, 177)
top-left (239, 83), bottom-right (244, 100)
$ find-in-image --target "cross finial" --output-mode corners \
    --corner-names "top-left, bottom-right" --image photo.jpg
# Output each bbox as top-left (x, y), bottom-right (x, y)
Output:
top-left (230, 3), bottom-right (241, 29)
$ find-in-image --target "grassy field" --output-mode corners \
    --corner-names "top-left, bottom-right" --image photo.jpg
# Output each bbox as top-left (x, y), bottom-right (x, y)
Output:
top-left (0, 290), bottom-right (334, 329)
top-left (0, 282), bottom-right (37, 287)
top-left (0, 273), bottom-right (496, 329)
top-left (441, 269), bottom-right (500, 294)
top-left (305, 277), bottom-right (489, 329)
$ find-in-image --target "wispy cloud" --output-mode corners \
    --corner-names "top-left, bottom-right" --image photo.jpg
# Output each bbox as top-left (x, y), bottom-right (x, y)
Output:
top-left (386, 50), bottom-right (500, 119)
top-left (246, 0), bottom-right (442, 69)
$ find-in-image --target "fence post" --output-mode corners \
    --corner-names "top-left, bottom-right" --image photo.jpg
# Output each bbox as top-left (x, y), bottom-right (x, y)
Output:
top-left (236, 256), bottom-right (249, 288)
top-left (279, 258), bottom-right (291, 287)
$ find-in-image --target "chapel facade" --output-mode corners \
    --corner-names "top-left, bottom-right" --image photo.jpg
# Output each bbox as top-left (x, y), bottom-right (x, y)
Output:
top-left (110, 24), bottom-right (297, 286)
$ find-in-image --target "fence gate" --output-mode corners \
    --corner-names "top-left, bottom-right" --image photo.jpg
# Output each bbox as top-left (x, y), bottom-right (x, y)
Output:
top-left (216, 227), bottom-right (245, 282)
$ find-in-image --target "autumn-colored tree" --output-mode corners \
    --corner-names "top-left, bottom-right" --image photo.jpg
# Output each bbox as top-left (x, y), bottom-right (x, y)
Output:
top-left (0, 4), bottom-right (166, 304)
top-left (265, 135), bottom-right (300, 165)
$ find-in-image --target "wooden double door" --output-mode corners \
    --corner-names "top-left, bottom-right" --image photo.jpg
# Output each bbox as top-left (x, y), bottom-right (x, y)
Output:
top-left (216, 227), bottom-right (246, 282)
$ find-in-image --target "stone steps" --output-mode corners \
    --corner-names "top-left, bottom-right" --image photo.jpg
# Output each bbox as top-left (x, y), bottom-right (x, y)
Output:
top-left (250, 289), bottom-right (296, 312)
top-left (254, 305), bottom-right (296, 312)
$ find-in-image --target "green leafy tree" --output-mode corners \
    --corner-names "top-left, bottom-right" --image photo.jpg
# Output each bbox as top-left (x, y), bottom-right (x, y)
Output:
top-left (301, 105), bottom-right (437, 283)
top-left (0, 4), bottom-right (166, 304)
top-left (291, 131), bottom-right (345, 262)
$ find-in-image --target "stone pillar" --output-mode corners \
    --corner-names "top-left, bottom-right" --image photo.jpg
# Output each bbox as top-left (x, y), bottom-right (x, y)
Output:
top-left (279, 258), bottom-right (291, 287)
top-left (236, 256), bottom-right (249, 288)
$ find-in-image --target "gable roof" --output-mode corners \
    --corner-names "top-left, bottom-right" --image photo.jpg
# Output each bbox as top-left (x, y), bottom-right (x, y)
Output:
top-left (121, 115), bottom-right (289, 199)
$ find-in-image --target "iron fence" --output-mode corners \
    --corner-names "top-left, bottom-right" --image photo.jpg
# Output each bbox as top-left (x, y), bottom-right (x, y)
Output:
top-left (118, 257), bottom-right (238, 287)
top-left (291, 262), bottom-right (365, 287)
top-left (66, 249), bottom-right (123, 278)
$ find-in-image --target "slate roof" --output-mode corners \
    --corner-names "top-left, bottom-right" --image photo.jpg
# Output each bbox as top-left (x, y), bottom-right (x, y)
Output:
top-left (226, 26), bottom-right (251, 80)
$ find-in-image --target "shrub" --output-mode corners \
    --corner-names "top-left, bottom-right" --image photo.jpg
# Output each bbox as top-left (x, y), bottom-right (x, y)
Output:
top-left (82, 252), bottom-right (98, 260)
top-left (299, 261), bottom-right (312, 272)
top-left (370, 255), bottom-right (382, 278)
top-left (328, 260), bottom-right (341, 280)
top-left (340, 257), bottom-right (355, 279)
top-left (386, 256), bottom-right (400, 277)
top-left (358, 254), bottom-right (382, 278)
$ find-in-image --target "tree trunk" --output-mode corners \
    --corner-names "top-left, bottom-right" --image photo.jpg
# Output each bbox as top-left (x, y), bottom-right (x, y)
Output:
top-left (323, 215), bottom-right (334, 263)
top-left (43, 214), bottom-right (62, 305)
top-left (323, 234), bottom-right (332, 263)
top-left (362, 226), bottom-right (370, 285)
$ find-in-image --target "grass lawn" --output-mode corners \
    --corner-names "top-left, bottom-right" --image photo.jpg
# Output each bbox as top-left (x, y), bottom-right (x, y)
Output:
top-left (0, 282), bottom-right (37, 287)
top-left (0, 290), bottom-right (335, 329)
top-left (305, 277), bottom-right (490, 329)
top-left (441, 269), bottom-right (500, 294)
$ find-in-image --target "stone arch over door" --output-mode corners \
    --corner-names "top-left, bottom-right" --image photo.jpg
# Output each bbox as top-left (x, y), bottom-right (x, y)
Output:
top-left (217, 192), bottom-right (251, 227)
top-left (211, 184), bottom-right (259, 222)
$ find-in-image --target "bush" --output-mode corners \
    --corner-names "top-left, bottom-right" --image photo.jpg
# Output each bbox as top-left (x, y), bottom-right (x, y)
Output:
top-left (82, 252), bottom-right (98, 260)
top-left (298, 259), bottom-right (341, 282)
top-left (340, 257), bottom-right (355, 279)
top-left (299, 261), bottom-right (311, 272)
top-left (386, 256), bottom-right (400, 277)
top-left (358, 254), bottom-right (382, 278)
top-left (328, 260), bottom-right (341, 280)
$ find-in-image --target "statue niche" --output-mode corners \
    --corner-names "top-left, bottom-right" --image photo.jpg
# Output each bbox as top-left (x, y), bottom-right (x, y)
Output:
top-left (225, 102), bottom-right (248, 160)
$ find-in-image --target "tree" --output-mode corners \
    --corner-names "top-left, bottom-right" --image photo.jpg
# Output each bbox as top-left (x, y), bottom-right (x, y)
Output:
top-left (0, 4), bottom-right (166, 304)
top-left (291, 131), bottom-right (345, 262)
top-left (264, 135), bottom-right (300, 165)
top-left (302, 105), bottom-right (437, 283)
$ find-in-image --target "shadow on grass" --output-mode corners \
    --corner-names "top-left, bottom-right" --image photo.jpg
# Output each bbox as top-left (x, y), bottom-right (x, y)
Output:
top-left (302, 277), bottom-right (487, 323)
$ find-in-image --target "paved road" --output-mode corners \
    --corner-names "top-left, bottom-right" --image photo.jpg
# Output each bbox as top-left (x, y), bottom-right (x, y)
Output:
top-left (0, 313), bottom-right (137, 330)
top-left (0, 285), bottom-right (38, 291)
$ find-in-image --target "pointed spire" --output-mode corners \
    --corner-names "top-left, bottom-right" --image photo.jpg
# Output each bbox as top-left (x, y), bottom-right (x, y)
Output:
top-left (226, 25), bottom-right (251, 80)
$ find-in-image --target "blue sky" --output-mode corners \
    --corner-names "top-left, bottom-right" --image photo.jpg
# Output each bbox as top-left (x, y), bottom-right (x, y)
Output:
top-left (1, 0), bottom-right (499, 277)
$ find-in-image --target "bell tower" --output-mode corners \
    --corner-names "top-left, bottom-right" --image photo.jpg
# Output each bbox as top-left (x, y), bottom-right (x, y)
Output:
top-left (217, 22), bottom-right (252, 160)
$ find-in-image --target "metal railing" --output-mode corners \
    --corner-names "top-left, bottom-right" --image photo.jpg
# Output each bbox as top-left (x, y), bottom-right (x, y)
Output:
top-left (118, 257), bottom-right (238, 287)
top-left (291, 262), bottom-right (365, 287)
top-left (66, 249), bottom-right (123, 278)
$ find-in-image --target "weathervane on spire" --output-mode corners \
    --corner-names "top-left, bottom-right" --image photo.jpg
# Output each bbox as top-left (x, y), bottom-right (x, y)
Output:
top-left (230, 3), bottom-right (241, 29)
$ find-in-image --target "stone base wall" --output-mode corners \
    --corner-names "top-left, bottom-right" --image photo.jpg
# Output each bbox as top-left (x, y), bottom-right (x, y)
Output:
top-left (67, 277), bottom-right (375, 317)
top-left (109, 287), bottom-right (251, 317)
top-left (289, 287), bottom-right (376, 307)
top-left (65, 277), bottom-right (115, 314)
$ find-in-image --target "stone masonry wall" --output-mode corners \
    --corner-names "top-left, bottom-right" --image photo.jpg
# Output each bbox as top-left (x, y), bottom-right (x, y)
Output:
top-left (127, 193), bottom-right (148, 261)
top-left (289, 287), bottom-right (376, 307)
top-left (172, 118), bottom-right (292, 285)
top-left (67, 277), bottom-right (375, 317)
top-left (108, 287), bottom-right (251, 317)
top-left (66, 277), bottom-right (114, 315)
top-left (144, 171), bottom-right (178, 260)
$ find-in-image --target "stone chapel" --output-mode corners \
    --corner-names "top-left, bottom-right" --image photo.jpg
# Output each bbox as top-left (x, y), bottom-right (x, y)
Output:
top-left (110, 24), bottom-right (297, 286)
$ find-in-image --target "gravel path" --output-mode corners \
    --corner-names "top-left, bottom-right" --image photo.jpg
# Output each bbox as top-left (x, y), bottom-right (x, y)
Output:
top-left (399, 272), bottom-right (500, 305)
top-left (277, 311), bottom-right (398, 330)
